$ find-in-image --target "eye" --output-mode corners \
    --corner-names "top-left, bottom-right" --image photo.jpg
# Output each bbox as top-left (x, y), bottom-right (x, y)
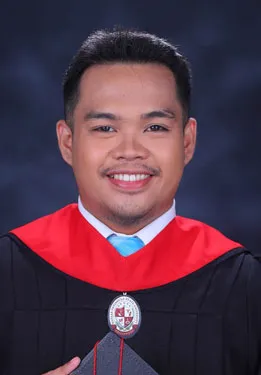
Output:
top-left (146, 124), bottom-right (169, 132)
top-left (93, 126), bottom-right (115, 132)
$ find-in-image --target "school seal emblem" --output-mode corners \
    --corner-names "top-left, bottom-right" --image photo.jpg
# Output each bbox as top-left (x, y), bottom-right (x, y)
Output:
top-left (108, 294), bottom-right (141, 338)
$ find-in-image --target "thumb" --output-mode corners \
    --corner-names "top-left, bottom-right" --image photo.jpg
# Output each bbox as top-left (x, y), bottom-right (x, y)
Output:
top-left (59, 357), bottom-right (81, 374)
top-left (43, 357), bottom-right (81, 374)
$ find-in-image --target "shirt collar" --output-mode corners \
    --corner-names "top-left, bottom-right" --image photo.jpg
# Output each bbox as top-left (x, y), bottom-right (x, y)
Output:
top-left (78, 197), bottom-right (176, 245)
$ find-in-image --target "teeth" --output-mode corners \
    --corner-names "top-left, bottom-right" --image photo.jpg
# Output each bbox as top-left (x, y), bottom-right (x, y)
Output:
top-left (111, 174), bottom-right (150, 181)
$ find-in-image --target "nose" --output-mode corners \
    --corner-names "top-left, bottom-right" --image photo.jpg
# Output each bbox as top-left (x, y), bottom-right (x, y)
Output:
top-left (110, 133), bottom-right (149, 161)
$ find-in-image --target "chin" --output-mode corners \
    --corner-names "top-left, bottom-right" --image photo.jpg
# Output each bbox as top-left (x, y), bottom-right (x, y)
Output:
top-left (105, 204), bottom-right (149, 224)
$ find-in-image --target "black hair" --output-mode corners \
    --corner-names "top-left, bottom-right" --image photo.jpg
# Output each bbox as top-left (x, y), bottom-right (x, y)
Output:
top-left (63, 28), bottom-right (191, 126)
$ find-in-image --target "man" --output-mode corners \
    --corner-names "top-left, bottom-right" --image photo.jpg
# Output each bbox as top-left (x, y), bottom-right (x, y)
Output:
top-left (0, 28), bottom-right (260, 375)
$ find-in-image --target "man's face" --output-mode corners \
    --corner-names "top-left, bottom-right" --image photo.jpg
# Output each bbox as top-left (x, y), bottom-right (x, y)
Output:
top-left (57, 63), bottom-right (196, 233)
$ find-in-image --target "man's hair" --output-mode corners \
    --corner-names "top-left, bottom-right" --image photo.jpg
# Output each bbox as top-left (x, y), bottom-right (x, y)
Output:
top-left (63, 28), bottom-right (192, 126)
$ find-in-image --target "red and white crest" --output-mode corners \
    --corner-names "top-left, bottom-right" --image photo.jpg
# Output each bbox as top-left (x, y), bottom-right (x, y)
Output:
top-left (108, 294), bottom-right (141, 338)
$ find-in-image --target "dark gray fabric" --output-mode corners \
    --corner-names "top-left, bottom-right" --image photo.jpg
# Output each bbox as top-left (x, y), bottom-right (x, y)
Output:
top-left (71, 332), bottom-right (158, 375)
top-left (1, 234), bottom-right (261, 374)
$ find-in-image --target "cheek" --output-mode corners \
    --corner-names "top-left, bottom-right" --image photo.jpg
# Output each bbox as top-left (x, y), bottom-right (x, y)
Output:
top-left (157, 148), bottom-right (184, 191)
top-left (158, 144), bottom-right (184, 171)
top-left (73, 137), bottom-right (107, 171)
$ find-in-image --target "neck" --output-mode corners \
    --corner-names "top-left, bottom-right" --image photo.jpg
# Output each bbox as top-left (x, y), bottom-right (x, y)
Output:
top-left (102, 216), bottom-right (155, 235)
top-left (79, 199), bottom-right (173, 235)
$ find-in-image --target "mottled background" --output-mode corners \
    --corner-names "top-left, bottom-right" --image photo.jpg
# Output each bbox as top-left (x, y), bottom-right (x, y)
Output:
top-left (1, 1), bottom-right (260, 253)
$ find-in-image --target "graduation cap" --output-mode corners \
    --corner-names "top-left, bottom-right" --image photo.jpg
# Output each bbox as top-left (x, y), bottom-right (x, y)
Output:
top-left (71, 331), bottom-right (159, 375)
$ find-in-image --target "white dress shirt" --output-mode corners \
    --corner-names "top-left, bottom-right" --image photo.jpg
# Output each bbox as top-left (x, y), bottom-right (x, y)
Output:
top-left (78, 197), bottom-right (176, 246)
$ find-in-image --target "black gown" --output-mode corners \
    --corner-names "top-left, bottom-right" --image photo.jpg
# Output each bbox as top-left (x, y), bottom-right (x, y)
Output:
top-left (0, 204), bottom-right (261, 374)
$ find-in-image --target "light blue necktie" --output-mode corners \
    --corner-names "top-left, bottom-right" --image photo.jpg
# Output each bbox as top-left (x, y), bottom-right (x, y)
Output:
top-left (107, 234), bottom-right (144, 256)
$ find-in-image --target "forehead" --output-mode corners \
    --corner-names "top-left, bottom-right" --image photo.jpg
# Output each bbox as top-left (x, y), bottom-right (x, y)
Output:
top-left (77, 63), bottom-right (180, 112)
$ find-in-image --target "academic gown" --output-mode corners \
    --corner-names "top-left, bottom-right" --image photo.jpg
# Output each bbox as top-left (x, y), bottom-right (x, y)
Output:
top-left (0, 204), bottom-right (261, 375)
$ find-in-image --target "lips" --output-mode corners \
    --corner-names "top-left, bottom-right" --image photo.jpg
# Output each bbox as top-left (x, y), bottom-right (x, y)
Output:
top-left (109, 173), bottom-right (151, 182)
top-left (107, 172), bottom-right (153, 191)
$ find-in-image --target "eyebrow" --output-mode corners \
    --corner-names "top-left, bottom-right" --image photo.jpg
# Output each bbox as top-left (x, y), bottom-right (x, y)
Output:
top-left (83, 108), bottom-right (176, 122)
top-left (141, 109), bottom-right (176, 120)
top-left (84, 111), bottom-right (120, 121)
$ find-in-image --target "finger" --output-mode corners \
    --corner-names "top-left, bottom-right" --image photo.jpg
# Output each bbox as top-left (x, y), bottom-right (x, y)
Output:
top-left (59, 357), bottom-right (81, 374)
top-left (43, 357), bottom-right (81, 375)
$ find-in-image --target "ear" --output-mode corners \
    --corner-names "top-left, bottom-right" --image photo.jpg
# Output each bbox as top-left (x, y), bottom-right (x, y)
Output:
top-left (183, 117), bottom-right (197, 165)
top-left (56, 120), bottom-right (73, 166)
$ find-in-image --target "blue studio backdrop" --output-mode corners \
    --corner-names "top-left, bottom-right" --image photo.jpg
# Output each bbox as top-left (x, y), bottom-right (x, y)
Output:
top-left (0, 1), bottom-right (260, 254)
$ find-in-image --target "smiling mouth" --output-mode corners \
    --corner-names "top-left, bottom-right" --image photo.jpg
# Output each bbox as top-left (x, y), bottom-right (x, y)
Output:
top-left (108, 173), bottom-right (152, 182)
top-left (107, 173), bottom-right (153, 190)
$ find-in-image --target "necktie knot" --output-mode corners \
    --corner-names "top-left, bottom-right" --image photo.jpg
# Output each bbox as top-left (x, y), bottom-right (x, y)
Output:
top-left (107, 234), bottom-right (144, 256)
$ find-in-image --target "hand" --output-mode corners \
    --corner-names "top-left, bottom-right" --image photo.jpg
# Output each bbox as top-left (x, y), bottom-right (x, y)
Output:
top-left (42, 357), bottom-right (81, 375)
